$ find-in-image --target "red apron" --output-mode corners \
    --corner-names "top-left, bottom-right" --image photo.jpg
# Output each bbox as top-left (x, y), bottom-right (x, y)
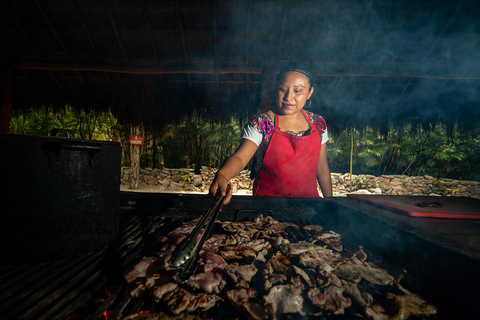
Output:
top-left (253, 110), bottom-right (321, 198)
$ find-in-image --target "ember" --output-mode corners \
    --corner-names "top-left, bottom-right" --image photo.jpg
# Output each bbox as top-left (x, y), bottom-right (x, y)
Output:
top-left (122, 215), bottom-right (437, 319)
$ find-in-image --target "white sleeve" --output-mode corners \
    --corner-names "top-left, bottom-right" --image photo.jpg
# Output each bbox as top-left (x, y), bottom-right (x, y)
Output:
top-left (240, 123), bottom-right (263, 146)
top-left (321, 127), bottom-right (329, 144)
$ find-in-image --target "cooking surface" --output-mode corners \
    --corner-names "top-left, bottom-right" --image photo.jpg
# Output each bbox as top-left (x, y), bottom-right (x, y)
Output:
top-left (331, 196), bottom-right (480, 262)
top-left (347, 194), bottom-right (480, 219)
top-left (2, 193), bottom-right (480, 319)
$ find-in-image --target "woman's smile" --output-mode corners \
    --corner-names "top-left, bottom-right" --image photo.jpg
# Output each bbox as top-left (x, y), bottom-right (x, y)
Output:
top-left (275, 71), bottom-right (314, 116)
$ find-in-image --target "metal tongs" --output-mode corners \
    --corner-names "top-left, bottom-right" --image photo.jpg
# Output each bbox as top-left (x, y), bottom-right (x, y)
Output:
top-left (171, 184), bottom-right (231, 282)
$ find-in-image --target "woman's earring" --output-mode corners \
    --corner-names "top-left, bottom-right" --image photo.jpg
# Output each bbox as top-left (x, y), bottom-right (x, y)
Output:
top-left (305, 99), bottom-right (312, 108)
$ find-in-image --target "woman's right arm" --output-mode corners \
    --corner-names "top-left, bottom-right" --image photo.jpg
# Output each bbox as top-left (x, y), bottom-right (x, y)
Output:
top-left (209, 139), bottom-right (258, 204)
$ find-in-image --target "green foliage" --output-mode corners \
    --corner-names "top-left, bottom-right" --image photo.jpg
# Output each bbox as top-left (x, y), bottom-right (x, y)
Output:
top-left (352, 177), bottom-right (363, 186)
top-left (9, 106), bottom-right (120, 141)
top-left (327, 122), bottom-right (480, 181)
top-left (155, 111), bottom-right (243, 168)
top-left (9, 107), bottom-right (480, 180)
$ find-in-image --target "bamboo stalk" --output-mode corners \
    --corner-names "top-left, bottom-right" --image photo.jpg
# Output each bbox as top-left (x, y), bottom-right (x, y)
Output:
top-left (350, 130), bottom-right (353, 192)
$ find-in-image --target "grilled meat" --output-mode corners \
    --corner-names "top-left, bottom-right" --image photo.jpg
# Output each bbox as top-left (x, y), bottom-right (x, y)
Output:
top-left (123, 215), bottom-right (436, 319)
top-left (265, 285), bottom-right (305, 317)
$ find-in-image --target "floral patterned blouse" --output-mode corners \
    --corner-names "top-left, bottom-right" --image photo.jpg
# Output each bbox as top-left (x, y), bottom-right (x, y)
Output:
top-left (241, 111), bottom-right (328, 176)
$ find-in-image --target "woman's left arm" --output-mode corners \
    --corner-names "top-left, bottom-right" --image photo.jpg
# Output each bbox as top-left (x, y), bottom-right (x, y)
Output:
top-left (317, 143), bottom-right (333, 197)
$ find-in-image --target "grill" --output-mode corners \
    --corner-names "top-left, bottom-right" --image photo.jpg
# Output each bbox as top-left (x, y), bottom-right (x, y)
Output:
top-left (1, 193), bottom-right (479, 320)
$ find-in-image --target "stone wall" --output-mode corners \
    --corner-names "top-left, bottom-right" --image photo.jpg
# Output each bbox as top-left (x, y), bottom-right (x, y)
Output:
top-left (121, 166), bottom-right (253, 193)
top-left (121, 167), bottom-right (480, 199)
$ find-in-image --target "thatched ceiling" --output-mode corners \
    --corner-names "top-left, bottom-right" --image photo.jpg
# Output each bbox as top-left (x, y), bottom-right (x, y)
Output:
top-left (1, 0), bottom-right (479, 133)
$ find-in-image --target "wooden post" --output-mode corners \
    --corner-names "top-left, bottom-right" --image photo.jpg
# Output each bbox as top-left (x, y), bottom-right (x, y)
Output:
top-left (0, 70), bottom-right (12, 134)
top-left (350, 130), bottom-right (353, 192)
top-left (129, 123), bottom-right (143, 189)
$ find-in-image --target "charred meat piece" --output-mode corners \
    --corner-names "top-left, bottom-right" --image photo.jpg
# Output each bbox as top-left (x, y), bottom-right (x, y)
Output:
top-left (266, 251), bottom-right (291, 274)
top-left (167, 288), bottom-right (221, 315)
top-left (265, 285), bottom-right (305, 317)
top-left (152, 281), bottom-right (178, 300)
top-left (226, 287), bottom-right (267, 320)
top-left (123, 311), bottom-right (204, 320)
top-left (124, 256), bottom-right (170, 284)
top-left (128, 281), bottom-right (146, 298)
top-left (311, 231), bottom-right (343, 252)
top-left (383, 283), bottom-right (438, 319)
top-left (220, 245), bottom-right (257, 263)
top-left (185, 272), bottom-right (227, 294)
top-left (307, 285), bottom-right (352, 315)
top-left (335, 260), bottom-right (395, 286)
top-left (264, 273), bottom-right (288, 291)
top-left (298, 247), bottom-right (341, 269)
top-left (279, 241), bottom-right (325, 256)
top-left (225, 263), bottom-right (258, 283)
top-left (342, 280), bottom-right (372, 308)
top-left (291, 265), bottom-right (313, 287)
top-left (303, 224), bottom-right (324, 236)
top-left (199, 249), bottom-right (227, 273)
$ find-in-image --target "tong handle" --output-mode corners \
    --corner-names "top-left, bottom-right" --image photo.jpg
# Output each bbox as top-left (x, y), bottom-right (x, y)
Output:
top-left (171, 184), bottom-right (231, 271)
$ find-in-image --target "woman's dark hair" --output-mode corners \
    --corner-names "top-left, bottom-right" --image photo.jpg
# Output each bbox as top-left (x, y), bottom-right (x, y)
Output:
top-left (276, 62), bottom-right (315, 88)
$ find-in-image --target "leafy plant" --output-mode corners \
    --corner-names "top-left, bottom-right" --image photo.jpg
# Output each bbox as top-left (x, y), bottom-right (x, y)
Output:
top-left (352, 177), bottom-right (363, 187)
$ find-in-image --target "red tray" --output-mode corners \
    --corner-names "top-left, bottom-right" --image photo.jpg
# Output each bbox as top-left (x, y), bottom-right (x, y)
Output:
top-left (347, 194), bottom-right (480, 219)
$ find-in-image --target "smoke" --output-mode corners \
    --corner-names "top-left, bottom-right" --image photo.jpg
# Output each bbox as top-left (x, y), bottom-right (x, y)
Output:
top-left (123, 0), bottom-right (479, 132)
top-left (214, 0), bottom-right (480, 132)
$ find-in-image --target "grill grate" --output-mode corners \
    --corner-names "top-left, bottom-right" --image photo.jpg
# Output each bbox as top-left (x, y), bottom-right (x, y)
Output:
top-left (2, 199), bottom-right (477, 320)
top-left (0, 211), bottom-right (178, 320)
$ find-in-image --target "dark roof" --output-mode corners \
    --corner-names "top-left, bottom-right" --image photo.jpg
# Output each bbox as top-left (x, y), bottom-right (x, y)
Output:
top-left (1, 0), bottom-right (479, 132)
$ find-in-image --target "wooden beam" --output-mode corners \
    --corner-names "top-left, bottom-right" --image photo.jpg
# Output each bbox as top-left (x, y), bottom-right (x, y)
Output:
top-left (334, 77), bottom-right (343, 92)
top-left (162, 80), bottom-right (260, 84)
top-left (402, 77), bottom-right (413, 93)
top-left (13, 63), bottom-right (480, 81)
top-left (175, 0), bottom-right (188, 63)
top-left (70, 0), bottom-right (111, 84)
top-left (105, 0), bottom-right (128, 64)
top-left (13, 63), bottom-right (262, 75)
top-left (311, 3), bottom-right (324, 63)
top-left (138, 0), bottom-right (164, 89)
top-left (104, 0), bottom-right (136, 81)
top-left (1, 1), bottom-right (58, 84)
top-left (175, 0), bottom-right (191, 87)
top-left (424, 6), bottom-right (459, 60)
top-left (348, 0), bottom-right (375, 61)
top-left (244, 0), bottom-right (252, 92)
top-left (276, 0), bottom-right (288, 60)
top-left (212, 0), bottom-right (219, 92)
top-left (35, 0), bottom-right (84, 85)
top-left (141, 0), bottom-right (158, 65)
top-left (244, 0), bottom-right (252, 64)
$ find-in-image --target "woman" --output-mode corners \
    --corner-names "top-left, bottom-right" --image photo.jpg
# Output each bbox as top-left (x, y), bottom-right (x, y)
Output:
top-left (210, 62), bottom-right (332, 203)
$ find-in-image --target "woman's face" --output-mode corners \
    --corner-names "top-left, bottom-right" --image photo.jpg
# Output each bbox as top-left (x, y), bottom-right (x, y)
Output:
top-left (275, 71), bottom-right (314, 116)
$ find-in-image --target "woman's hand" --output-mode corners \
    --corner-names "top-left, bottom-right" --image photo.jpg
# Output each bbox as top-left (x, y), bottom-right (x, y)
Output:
top-left (209, 174), bottom-right (233, 204)
top-left (208, 139), bottom-right (258, 204)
